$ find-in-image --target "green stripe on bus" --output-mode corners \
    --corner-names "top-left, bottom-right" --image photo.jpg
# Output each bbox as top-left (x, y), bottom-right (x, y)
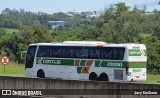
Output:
top-left (36, 58), bottom-right (74, 66)
top-left (36, 58), bottom-right (146, 68)
top-left (77, 67), bottom-right (83, 73)
top-left (128, 62), bottom-right (147, 68)
top-left (80, 60), bottom-right (86, 66)
top-left (95, 61), bottom-right (147, 68)
top-left (95, 61), bottom-right (127, 68)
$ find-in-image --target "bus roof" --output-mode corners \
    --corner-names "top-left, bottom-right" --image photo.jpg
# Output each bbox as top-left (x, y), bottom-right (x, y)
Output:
top-left (29, 41), bottom-right (146, 49)
top-left (63, 41), bottom-right (106, 44)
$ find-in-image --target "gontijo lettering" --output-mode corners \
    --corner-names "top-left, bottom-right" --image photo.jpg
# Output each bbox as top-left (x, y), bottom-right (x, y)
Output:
top-left (129, 50), bottom-right (141, 55)
top-left (42, 59), bottom-right (61, 64)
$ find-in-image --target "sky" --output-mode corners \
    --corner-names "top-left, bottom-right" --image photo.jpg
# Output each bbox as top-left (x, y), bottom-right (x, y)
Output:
top-left (0, 0), bottom-right (160, 13)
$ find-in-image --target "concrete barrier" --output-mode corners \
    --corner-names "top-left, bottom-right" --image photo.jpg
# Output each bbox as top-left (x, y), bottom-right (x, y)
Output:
top-left (0, 76), bottom-right (160, 98)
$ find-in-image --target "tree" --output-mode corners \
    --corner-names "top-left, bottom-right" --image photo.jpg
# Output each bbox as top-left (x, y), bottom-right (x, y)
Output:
top-left (19, 25), bottom-right (53, 44)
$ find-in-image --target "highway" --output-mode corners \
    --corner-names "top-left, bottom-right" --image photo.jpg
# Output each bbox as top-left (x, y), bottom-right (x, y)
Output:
top-left (0, 75), bottom-right (160, 98)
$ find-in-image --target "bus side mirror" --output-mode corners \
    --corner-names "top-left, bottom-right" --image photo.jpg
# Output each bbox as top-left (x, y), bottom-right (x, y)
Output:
top-left (21, 51), bottom-right (27, 59)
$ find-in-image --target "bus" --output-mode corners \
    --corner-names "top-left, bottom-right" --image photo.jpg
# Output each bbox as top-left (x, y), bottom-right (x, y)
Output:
top-left (21, 41), bottom-right (147, 82)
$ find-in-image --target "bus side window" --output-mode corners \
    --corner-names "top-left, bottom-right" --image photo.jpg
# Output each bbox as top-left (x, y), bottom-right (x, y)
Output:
top-left (50, 47), bottom-right (55, 57)
top-left (96, 48), bottom-right (101, 58)
top-left (102, 47), bottom-right (112, 60)
top-left (75, 48), bottom-right (81, 58)
top-left (37, 46), bottom-right (50, 57)
top-left (62, 47), bottom-right (75, 58)
top-left (25, 46), bottom-right (37, 68)
top-left (80, 48), bottom-right (89, 58)
top-left (89, 48), bottom-right (100, 59)
top-left (69, 48), bottom-right (75, 58)
top-left (66, 48), bottom-right (75, 58)
top-left (110, 48), bottom-right (124, 60)
top-left (37, 47), bottom-right (43, 57)
top-left (89, 48), bottom-right (94, 58)
top-left (117, 48), bottom-right (125, 60)
top-left (113, 48), bottom-right (118, 60)
top-left (52, 47), bottom-right (61, 58)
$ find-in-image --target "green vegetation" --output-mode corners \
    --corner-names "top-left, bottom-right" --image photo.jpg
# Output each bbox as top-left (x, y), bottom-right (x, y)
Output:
top-left (0, 3), bottom-right (160, 76)
top-left (3, 28), bottom-right (19, 34)
top-left (147, 74), bottom-right (160, 82)
top-left (0, 62), bottom-right (24, 76)
top-left (137, 74), bottom-right (160, 84)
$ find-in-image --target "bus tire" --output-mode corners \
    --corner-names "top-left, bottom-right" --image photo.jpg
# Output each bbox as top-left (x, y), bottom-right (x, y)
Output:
top-left (99, 73), bottom-right (109, 81)
top-left (37, 69), bottom-right (45, 78)
top-left (89, 72), bottom-right (98, 81)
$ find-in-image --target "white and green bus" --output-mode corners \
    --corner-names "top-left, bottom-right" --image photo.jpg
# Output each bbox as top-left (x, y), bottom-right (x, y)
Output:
top-left (21, 41), bottom-right (147, 82)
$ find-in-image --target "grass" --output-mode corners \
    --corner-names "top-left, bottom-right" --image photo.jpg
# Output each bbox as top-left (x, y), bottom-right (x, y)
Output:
top-left (139, 74), bottom-right (160, 84)
top-left (3, 28), bottom-right (19, 34)
top-left (132, 74), bottom-right (160, 84)
top-left (0, 62), bottom-right (24, 76)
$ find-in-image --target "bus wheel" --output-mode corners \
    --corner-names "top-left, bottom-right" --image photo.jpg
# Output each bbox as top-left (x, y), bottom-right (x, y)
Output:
top-left (99, 73), bottom-right (109, 81)
top-left (37, 70), bottom-right (45, 78)
top-left (89, 72), bottom-right (98, 81)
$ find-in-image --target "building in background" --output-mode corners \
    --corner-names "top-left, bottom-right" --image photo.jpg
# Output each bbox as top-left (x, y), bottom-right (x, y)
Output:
top-left (66, 11), bottom-right (101, 18)
top-left (48, 21), bottom-right (65, 28)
